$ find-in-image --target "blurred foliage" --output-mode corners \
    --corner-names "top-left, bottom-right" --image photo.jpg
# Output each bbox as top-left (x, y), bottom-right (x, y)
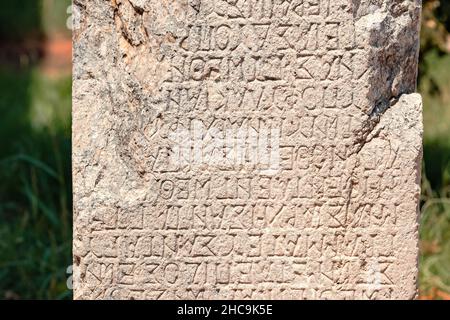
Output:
top-left (0, 1), bottom-right (42, 41)
top-left (0, 69), bottom-right (72, 300)
top-left (41, 0), bottom-right (72, 38)
top-left (419, 0), bottom-right (450, 300)
top-left (0, 0), bottom-right (71, 42)
top-left (0, 0), bottom-right (449, 300)
top-left (0, 1), bottom-right (72, 300)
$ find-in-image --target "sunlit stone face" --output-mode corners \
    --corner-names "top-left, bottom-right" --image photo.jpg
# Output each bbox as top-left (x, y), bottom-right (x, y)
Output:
top-left (73, 0), bottom-right (423, 300)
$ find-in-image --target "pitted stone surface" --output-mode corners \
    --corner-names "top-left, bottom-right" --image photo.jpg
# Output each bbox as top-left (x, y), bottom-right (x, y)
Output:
top-left (73, 0), bottom-right (423, 300)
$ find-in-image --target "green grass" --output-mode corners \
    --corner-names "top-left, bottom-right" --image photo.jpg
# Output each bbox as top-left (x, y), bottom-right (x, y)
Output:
top-left (0, 0), bottom-right (72, 300)
top-left (0, 67), bottom-right (72, 299)
top-left (418, 48), bottom-right (450, 298)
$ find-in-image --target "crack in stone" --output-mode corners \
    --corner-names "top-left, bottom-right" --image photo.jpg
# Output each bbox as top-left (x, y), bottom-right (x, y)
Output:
top-left (112, 0), bottom-right (146, 47)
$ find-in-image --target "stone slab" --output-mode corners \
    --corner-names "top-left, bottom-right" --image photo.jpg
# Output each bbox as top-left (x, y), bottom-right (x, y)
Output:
top-left (73, 0), bottom-right (423, 300)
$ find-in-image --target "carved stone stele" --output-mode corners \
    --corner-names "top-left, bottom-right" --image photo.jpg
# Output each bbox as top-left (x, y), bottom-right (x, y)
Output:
top-left (73, 0), bottom-right (423, 300)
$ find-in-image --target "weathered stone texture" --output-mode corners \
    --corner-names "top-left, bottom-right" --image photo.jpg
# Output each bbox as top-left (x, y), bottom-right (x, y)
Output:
top-left (73, 0), bottom-right (423, 299)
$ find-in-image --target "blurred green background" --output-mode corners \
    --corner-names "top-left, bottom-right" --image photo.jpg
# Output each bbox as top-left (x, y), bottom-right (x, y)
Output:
top-left (0, 0), bottom-right (72, 300)
top-left (0, 0), bottom-right (449, 300)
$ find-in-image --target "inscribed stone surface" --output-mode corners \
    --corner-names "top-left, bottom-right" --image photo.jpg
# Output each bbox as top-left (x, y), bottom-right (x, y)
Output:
top-left (73, 0), bottom-right (423, 300)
